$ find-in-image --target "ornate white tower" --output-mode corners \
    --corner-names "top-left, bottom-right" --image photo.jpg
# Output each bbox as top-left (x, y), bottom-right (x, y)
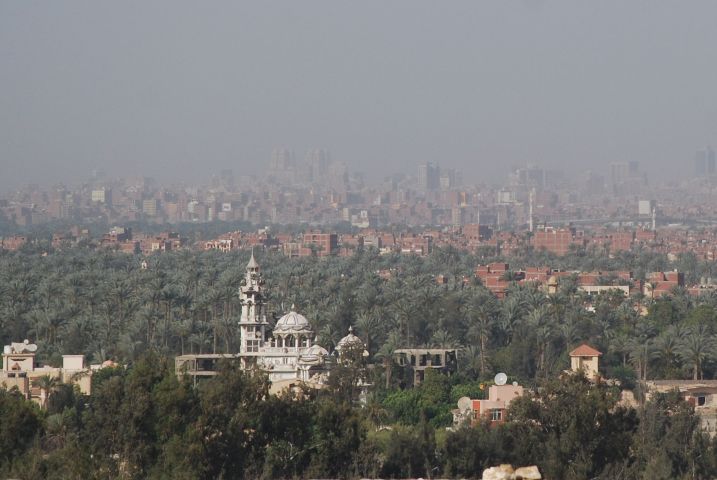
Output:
top-left (238, 251), bottom-right (269, 353)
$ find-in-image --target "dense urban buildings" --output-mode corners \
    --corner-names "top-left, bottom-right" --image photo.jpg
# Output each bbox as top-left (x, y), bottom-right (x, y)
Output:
top-left (5, 148), bottom-right (717, 234)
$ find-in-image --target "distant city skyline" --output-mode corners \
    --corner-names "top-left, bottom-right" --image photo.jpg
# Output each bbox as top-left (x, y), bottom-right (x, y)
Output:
top-left (2, 2), bottom-right (717, 190)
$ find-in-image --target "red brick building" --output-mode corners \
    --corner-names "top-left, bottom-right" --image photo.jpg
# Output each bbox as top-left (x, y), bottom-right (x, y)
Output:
top-left (532, 227), bottom-right (583, 255)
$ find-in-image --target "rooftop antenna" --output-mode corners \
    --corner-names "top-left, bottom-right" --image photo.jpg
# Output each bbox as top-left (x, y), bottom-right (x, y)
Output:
top-left (494, 372), bottom-right (508, 386)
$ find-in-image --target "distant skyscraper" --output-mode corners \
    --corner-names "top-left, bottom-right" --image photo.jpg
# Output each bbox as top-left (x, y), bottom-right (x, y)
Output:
top-left (91, 188), bottom-right (112, 206)
top-left (268, 148), bottom-right (296, 184)
top-left (609, 162), bottom-right (629, 185)
top-left (509, 164), bottom-right (545, 189)
top-left (418, 162), bottom-right (440, 190)
top-left (695, 147), bottom-right (716, 177)
top-left (440, 168), bottom-right (457, 189)
top-left (305, 148), bottom-right (330, 182)
top-left (269, 148), bottom-right (295, 172)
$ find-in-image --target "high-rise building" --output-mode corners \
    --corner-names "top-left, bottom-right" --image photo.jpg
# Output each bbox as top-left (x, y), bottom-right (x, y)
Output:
top-left (509, 165), bottom-right (546, 189)
top-left (418, 162), bottom-right (440, 190)
top-left (268, 148), bottom-right (296, 184)
top-left (91, 188), bottom-right (112, 206)
top-left (609, 162), bottom-right (629, 185)
top-left (142, 199), bottom-right (159, 217)
top-left (609, 161), bottom-right (646, 192)
top-left (638, 200), bottom-right (656, 216)
top-left (440, 168), bottom-right (458, 189)
top-left (306, 148), bottom-right (330, 182)
top-left (695, 147), bottom-right (716, 177)
top-left (269, 148), bottom-right (294, 171)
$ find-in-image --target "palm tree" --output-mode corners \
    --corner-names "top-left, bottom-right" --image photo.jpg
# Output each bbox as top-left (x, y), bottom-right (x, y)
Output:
top-left (355, 313), bottom-right (382, 356)
top-left (609, 333), bottom-right (631, 367)
top-left (45, 312), bottom-right (67, 346)
top-left (35, 374), bottom-right (60, 409)
top-left (189, 327), bottom-right (212, 354)
top-left (527, 304), bottom-right (554, 373)
top-left (627, 337), bottom-right (653, 381)
top-left (318, 324), bottom-right (341, 353)
top-left (558, 315), bottom-right (580, 355)
top-left (430, 329), bottom-right (460, 349)
top-left (389, 295), bottom-right (420, 347)
top-left (459, 344), bottom-right (483, 379)
top-left (498, 295), bottom-right (523, 345)
top-left (464, 302), bottom-right (495, 375)
top-left (376, 330), bottom-right (401, 389)
top-left (45, 413), bottom-right (69, 449)
top-left (651, 327), bottom-right (684, 377)
top-left (677, 325), bottom-right (717, 380)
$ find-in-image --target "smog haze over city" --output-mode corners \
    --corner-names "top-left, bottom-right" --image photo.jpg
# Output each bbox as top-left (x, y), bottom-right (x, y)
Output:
top-left (10, 4), bottom-right (717, 479)
top-left (2, 1), bottom-right (717, 190)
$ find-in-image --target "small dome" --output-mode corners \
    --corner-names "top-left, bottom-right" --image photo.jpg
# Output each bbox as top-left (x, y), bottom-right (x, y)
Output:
top-left (305, 344), bottom-right (329, 356)
top-left (336, 326), bottom-right (364, 351)
top-left (274, 306), bottom-right (313, 334)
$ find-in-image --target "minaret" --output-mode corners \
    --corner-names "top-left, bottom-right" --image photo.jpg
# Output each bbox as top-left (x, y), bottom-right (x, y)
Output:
top-left (238, 249), bottom-right (269, 354)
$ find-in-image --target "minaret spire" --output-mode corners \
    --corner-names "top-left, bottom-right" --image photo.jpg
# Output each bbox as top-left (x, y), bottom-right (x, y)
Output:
top-left (247, 247), bottom-right (258, 270)
top-left (239, 247), bottom-right (267, 355)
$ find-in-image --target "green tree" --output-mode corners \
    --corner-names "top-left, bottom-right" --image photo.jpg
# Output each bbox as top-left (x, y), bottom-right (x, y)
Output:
top-left (0, 389), bottom-right (43, 471)
top-left (508, 373), bottom-right (637, 479)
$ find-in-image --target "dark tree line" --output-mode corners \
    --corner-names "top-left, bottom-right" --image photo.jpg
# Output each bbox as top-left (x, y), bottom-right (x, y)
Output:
top-left (1, 359), bottom-right (717, 479)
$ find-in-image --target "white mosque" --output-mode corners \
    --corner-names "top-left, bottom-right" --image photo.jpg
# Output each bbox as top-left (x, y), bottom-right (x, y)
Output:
top-left (176, 252), bottom-right (365, 392)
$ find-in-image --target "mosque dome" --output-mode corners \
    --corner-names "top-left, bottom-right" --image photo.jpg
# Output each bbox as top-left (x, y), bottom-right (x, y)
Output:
top-left (274, 306), bottom-right (313, 334)
top-left (336, 326), bottom-right (365, 352)
top-left (305, 344), bottom-right (329, 356)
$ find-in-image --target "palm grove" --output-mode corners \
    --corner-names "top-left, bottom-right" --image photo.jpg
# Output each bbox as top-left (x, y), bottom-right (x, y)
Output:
top-left (3, 242), bottom-right (717, 478)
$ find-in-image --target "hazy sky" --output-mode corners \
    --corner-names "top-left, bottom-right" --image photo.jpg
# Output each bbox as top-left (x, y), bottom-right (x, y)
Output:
top-left (2, 1), bottom-right (717, 190)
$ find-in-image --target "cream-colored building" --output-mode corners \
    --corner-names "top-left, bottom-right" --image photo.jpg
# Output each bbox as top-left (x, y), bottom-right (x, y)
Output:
top-left (176, 253), bottom-right (365, 393)
top-left (569, 344), bottom-right (602, 379)
top-left (1, 340), bottom-right (93, 406)
top-left (644, 380), bottom-right (717, 436)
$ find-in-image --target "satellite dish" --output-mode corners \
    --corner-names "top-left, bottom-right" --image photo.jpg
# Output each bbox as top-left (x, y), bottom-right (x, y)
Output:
top-left (512, 381), bottom-right (519, 387)
top-left (457, 396), bottom-right (472, 412)
top-left (494, 372), bottom-right (508, 386)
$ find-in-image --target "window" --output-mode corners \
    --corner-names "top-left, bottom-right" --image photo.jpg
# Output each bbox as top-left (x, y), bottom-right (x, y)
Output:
top-left (698, 395), bottom-right (707, 407)
top-left (491, 409), bottom-right (503, 422)
top-left (246, 341), bottom-right (259, 353)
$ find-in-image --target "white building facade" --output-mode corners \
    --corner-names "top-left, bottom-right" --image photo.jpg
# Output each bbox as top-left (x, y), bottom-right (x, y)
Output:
top-left (177, 252), bottom-right (360, 391)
